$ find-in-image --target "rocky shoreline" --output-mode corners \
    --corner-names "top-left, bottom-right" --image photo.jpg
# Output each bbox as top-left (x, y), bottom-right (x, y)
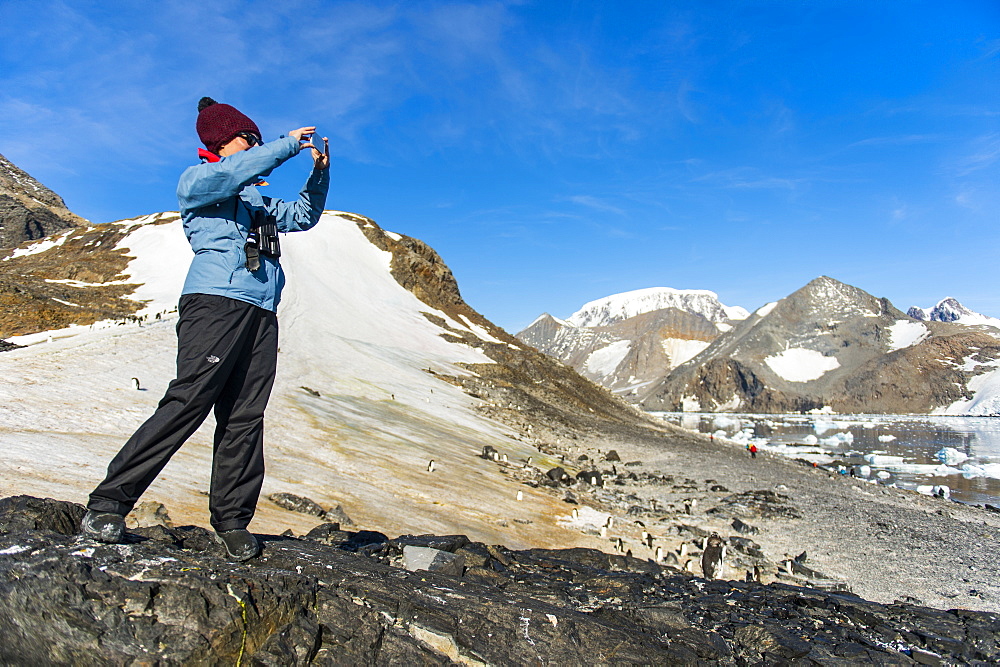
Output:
top-left (494, 413), bottom-right (1000, 615)
top-left (2, 495), bottom-right (999, 664)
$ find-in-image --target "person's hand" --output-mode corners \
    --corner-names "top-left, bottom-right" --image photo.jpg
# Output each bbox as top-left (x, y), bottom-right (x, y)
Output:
top-left (289, 126), bottom-right (317, 151)
top-left (312, 137), bottom-right (330, 170)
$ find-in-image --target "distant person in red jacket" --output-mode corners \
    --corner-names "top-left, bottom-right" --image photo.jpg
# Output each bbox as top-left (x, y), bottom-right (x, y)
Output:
top-left (749, 444), bottom-right (758, 458)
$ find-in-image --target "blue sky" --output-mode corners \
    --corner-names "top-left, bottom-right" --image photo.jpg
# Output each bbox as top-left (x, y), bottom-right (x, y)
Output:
top-left (1, 1), bottom-right (998, 332)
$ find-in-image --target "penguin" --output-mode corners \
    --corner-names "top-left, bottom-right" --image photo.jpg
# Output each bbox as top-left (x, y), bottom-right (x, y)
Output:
top-left (427, 460), bottom-right (435, 473)
top-left (600, 526), bottom-right (608, 538)
top-left (516, 490), bottom-right (523, 501)
top-left (131, 377), bottom-right (141, 390)
top-left (605, 516), bottom-right (614, 529)
top-left (646, 533), bottom-right (654, 549)
top-left (572, 508), bottom-right (579, 520)
top-left (616, 537), bottom-right (624, 552)
top-left (655, 546), bottom-right (664, 562)
top-left (678, 543), bottom-right (688, 558)
top-left (701, 533), bottom-right (726, 580)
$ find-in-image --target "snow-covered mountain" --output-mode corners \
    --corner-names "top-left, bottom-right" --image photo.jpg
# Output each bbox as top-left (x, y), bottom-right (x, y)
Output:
top-left (641, 277), bottom-right (1000, 415)
top-left (908, 297), bottom-right (1000, 328)
top-left (0, 209), bottom-right (652, 547)
top-left (518, 288), bottom-right (747, 396)
top-left (565, 287), bottom-right (749, 328)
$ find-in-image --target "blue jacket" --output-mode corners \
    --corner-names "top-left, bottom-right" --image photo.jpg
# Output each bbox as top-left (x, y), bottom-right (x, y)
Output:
top-left (176, 135), bottom-right (329, 312)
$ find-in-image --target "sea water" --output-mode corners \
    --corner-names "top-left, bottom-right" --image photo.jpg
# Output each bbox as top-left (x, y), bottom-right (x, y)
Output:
top-left (651, 412), bottom-right (1000, 506)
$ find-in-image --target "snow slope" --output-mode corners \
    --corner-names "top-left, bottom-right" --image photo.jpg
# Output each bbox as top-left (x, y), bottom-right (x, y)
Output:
top-left (0, 212), bottom-right (584, 547)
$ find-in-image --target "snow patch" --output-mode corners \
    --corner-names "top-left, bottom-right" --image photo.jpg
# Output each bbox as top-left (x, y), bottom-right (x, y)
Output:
top-left (755, 301), bottom-right (778, 318)
top-left (764, 348), bottom-right (840, 382)
top-left (660, 338), bottom-right (710, 367)
top-left (584, 340), bottom-right (631, 376)
top-left (887, 320), bottom-right (929, 352)
top-left (940, 366), bottom-right (1000, 416)
top-left (4, 229), bottom-right (73, 260)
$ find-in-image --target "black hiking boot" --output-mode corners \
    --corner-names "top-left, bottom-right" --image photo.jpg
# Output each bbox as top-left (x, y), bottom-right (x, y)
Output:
top-left (80, 510), bottom-right (126, 543)
top-left (215, 529), bottom-right (260, 561)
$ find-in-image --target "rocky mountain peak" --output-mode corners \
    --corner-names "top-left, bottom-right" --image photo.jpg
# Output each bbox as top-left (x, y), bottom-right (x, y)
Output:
top-left (786, 275), bottom-right (891, 320)
top-left (908, 297), bottom-right (1000, 328)
top-left (0, 153), bottom-right (85, 249)
top-left (932, 297), bottom-right (972, 322)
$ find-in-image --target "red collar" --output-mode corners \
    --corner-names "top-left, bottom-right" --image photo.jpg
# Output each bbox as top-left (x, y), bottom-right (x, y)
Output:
top-left (198, 147), bottom-right (268, 186)
top-left (198, 148), bottom-right (221, 163)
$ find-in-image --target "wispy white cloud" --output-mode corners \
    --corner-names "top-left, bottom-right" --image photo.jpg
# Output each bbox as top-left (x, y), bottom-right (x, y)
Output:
top-left (692, 167), bottom-right (803, 190)
top-left (564, 195), bottom-right (626, 216)
top-left (951, 133), bottom-right (1000, 176)
top-left (847, 134), bottom-right (942, 148)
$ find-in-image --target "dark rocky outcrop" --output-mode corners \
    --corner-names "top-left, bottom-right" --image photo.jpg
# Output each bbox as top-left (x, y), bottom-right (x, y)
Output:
top-left (2, 495), bottom-right (998, 664)
top-left (0, 153), bottom-right (85, 249)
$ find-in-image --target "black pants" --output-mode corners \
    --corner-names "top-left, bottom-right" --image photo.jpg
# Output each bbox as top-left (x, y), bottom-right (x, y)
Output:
top-left (89, 294), bottom-right (278, 532)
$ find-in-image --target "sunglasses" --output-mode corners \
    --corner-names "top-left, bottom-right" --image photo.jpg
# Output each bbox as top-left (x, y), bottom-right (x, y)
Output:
top-left (238, 132), bottom-right (262, 147)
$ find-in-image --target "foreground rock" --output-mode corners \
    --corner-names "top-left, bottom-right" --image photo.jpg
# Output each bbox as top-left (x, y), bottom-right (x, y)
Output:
top-left (2, 496), bottom-right (998, 664)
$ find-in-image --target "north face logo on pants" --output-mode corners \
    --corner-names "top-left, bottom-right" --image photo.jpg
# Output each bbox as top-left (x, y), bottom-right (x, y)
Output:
top-left (206, 355), bottom-right (221, 364)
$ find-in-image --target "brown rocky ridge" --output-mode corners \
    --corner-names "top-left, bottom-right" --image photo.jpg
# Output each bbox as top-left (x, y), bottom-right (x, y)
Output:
top-left (0, 152), bottom-right (85, 249)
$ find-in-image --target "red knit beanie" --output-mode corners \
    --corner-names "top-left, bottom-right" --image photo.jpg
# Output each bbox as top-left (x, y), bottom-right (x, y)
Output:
top-left (196, 97), bottom-right (262, 155)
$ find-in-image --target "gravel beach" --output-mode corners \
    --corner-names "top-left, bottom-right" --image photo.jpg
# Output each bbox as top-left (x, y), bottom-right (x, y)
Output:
top-left (542, 419), bottom-right (1000, 614)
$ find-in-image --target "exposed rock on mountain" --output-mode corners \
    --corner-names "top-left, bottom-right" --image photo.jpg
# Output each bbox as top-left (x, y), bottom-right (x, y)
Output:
top-left (0, 214), bottom-right (175, 337)
top-left (909, 297), bottom-right (1000, 328)
top-left (3, 495), bottom-right (998, 665)
top-left (640, 276), bottom-right (1000, 414)
top-left (518, 288), bottom-right (746, 398)
top-left (0, 153), bottom-right (85, 248)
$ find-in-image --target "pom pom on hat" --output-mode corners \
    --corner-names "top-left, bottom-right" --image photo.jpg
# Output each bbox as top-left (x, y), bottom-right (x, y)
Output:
top-left (196, 97), bottom-right (261, 155)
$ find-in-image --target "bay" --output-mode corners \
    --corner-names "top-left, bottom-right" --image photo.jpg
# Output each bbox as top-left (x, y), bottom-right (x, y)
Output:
top-left (650, 412), bottom-right (1000, 506)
